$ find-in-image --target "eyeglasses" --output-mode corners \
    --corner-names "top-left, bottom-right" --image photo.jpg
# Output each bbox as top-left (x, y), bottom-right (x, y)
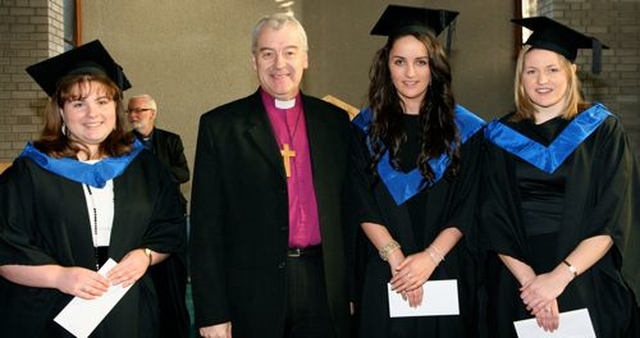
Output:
top-left (126, 108), bottom-right (155, 114)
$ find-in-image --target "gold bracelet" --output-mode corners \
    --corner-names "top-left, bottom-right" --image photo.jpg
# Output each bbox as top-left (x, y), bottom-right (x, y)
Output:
top-left (379, 240), bottom-right (401, 261)
top-left (143, 248), bottom-right (153, 266)
top-left (562, 260), bottom-right (578, 278)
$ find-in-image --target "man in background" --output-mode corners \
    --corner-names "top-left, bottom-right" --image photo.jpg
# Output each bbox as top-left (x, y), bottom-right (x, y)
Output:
top-left (127, 94), bottom-right (190, 212)
top-left (127, 93), bottom-right (191, 338)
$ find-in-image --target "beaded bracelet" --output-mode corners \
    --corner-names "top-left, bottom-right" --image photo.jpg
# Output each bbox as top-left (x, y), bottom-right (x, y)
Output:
top-left (426, 245), bottom-right (445, 266)
top-left (431, 245), bottom-right (445, 262)
top-left (379, 240), bottom-right (401, 261)
top-left (426, 249), bottom-right (440, 266)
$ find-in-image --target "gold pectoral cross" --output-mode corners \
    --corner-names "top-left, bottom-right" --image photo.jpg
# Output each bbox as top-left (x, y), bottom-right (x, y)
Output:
top-left (280, 143), bottom-right (296, 178)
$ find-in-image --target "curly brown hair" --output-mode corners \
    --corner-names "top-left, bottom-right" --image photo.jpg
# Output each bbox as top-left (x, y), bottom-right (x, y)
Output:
top-left (367, 31), bottom-right (460, 183)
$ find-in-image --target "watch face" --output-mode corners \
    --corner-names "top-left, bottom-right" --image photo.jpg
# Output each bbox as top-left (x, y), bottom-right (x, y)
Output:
top-left (144, 248), bottom-right (152, 265)
top-left (563, 260), bottom-right (578, 277)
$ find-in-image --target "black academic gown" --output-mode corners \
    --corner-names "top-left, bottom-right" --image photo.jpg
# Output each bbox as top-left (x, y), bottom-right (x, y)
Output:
top-left (348, 112), bottom-right (484, 338)
top-left (189, 89), bottom-right (351, 337)
top-left (0, 150), bottom-right (187, 337)
top-left (481, 105), bottom-right (640, 337)
top-left (135, 127), bottom-right (191, 338)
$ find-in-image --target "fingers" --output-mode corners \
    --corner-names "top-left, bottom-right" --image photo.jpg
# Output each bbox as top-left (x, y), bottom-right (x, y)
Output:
top-left (407, 288), bottom-right (423, 308)
top-left (404, 272), bottom-right (423, 291)
top-left (107, 250), bottom-right (149, 286)
top-left (391, 252), bottom-right (436, 293)
top-left (76, 273), bottom-right (111, 297)
top-left (535, 312), bottom-right (544, 328)
top-left (389, 269), bottom-right (409, 284)
top-left (110, 270), bottom-right (140, 287)
top-left (390, 271), bottom-right (415, 293)
top-left (394, 259), bottom-right (408, 271)
top-left (91, 274), bottom-right (111, 289)
top-left (527, 296), bottom-right (555, 317)
top-left (76, 283), bottom-right (102, 299)
top-left (550, 308), bottom-right (559, 331)
top-left (400, 288), bottom-right (423, 307)
top-left (532, 298), bottom-right (560, 332)
top-left (521, 289), bottom-right (551, 315)
top-left (536, 307), bottom-right (559, 332)
top-left (398, 287), bottom-right (424, 308)
top-left (62, 267), bottom-right (110, 298)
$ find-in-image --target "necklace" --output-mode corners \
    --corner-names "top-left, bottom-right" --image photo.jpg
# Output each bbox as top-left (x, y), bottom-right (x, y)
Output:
top-left (84, 182), bottom-right (114, 271)
top-left (85, 185), bottom-right (100, 271)
top-left (279, 103), bottom-right (302, 178)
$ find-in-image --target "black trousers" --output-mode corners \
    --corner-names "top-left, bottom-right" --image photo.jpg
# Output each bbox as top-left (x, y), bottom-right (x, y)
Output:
top-left (284, 249), bottom-right (335, 338)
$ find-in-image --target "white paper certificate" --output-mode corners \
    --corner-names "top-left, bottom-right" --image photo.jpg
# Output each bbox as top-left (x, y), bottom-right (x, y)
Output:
top-left (388, 279), bottom-right (459, 317)
top-left (513, 308), bottom-right (596, 338)
top-left (54, 259), bottom-right (133, 338)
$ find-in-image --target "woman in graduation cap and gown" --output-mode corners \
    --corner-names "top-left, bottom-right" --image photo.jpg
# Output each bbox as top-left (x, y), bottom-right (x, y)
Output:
top-left (481, 17), bottom-right (640, 337)
top-left (348, 5), bottom-right (486, 337)
top-left (0, 40), bottom-right (187, 337)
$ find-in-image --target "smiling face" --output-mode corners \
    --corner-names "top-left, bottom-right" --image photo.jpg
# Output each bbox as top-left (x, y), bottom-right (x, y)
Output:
top-left (252, 22), bottom-right (308, 100)
top-left (521, 48), bottom-right (576, 119)
top-left (61, 80), bottom-right (116, 157)
top-left (388, 35), bottom-right (431, 114)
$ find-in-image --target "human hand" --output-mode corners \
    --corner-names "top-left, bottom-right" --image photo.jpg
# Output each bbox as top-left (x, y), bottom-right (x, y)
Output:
top-left (534, 298), bottom-right (559, 332)
top-left (390, 250), bottom-right (436, 293)
top-left (403, 286), bottom-right (424, 308)
top-left (199, 322), bottom-right (232, 338)
top-left (520, 271), bottom-right (569, 316)
top-left (386, 249), bottom-right (405, 281)
top-left (56, 266), bottom-right (110, 299)
top-left (106, 249), bottom-right (150, 287)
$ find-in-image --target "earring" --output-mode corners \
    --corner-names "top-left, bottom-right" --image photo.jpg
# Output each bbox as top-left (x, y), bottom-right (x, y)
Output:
top-left (61, 123), bottom-right (67, 136)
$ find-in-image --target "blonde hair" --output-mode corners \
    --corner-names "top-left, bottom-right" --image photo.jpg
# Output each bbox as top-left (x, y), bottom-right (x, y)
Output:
top-left (513, 45), bottom-right (583, 121)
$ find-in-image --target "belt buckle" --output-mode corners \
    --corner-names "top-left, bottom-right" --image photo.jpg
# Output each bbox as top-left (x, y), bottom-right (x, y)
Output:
top-left (288, 248), bottom-right (302, 257)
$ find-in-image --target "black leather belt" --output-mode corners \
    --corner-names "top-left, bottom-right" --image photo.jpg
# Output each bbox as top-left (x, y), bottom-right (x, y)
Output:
top-left (287, 245), bottom-right (322, 257)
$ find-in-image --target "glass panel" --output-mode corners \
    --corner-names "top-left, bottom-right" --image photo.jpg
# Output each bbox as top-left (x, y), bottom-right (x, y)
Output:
top-left (521, 0), bottom-right (537, 41)
top-left (63, 0), bottom-right (77, 50)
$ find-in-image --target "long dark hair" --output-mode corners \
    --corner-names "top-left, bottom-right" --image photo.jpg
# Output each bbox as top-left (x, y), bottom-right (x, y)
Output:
top-left (367, 31), bottom-right (459, 183)
top-left (34, 72), bottom-right (134, 159)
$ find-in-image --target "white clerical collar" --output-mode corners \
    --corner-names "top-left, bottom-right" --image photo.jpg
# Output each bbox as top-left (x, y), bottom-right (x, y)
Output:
top-left (275, 98), bottom-right (296, 109)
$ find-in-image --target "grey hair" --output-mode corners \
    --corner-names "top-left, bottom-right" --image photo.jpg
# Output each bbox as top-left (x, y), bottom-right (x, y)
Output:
top-left (128, 93), bottom-right (157, 111)
top-left (250, 13), bottom-right (308, 54)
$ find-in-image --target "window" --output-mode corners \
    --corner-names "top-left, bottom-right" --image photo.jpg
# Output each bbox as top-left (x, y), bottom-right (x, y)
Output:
top-left (514, 0), bottom-right (538, 56)
top-left (63, 0), bottom-right (81, 50)
top-left (520, 0), bottom-right (537, 41)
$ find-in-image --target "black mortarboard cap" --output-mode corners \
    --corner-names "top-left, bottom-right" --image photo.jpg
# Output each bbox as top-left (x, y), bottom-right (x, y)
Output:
top-left (26, 39), bottom-right (131, 97)
top-left (512, 16), bottom-right (609, 74)
top-left (371, 5), bottom-right (458, 37)
top-left (370, 5), bottom-right (459, 53)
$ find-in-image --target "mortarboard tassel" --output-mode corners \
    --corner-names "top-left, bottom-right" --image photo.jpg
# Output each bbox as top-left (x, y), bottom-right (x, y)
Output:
top-left (592, 39), bottom-right (603, 74)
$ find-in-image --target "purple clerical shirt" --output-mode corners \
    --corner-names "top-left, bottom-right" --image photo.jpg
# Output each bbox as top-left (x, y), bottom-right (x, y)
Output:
top-left (261, 89), bottom-right (321, 248)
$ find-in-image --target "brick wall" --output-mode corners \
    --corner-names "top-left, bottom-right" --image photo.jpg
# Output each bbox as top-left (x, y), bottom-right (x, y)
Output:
top-left (0, 0), bottom-right (64, 161)
top-left (537, 0), bottom-right (640, 153)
